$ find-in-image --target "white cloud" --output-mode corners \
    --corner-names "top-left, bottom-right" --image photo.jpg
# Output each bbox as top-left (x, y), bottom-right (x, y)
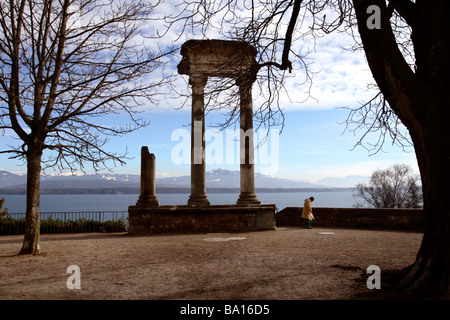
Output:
top-left (273, 33), bottom-right (376, 112)
top-left (135, 4), bottom-right (378, 116)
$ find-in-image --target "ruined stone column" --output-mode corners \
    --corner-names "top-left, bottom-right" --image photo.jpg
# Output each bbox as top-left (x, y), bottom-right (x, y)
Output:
top-left (136, 146), bottom-right (159, 208)
top-left (188, 75), bottom-right (210, 206)
top-left (236, 78), bottom-right (260, 205)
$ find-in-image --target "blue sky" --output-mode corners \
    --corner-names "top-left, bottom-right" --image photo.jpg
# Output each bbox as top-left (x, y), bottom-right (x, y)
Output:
top-left (0, 6), bottom-right (419, 184)
top-left (91, 105), bottom-right (418, 183)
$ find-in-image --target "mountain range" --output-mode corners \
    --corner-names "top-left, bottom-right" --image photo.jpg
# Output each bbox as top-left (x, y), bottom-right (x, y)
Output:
top-left (0, 169), bottom-right (368, 194)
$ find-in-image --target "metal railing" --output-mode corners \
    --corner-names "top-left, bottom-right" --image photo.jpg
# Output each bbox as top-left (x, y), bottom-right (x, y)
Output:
top-left (0, 211), bottom-right (129, 235)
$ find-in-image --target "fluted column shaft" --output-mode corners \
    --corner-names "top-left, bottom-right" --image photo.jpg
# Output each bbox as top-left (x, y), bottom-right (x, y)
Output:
top-left (188, 75), bottom-right (210, 206)
top-left (236, 79), bottom-right (260, 205)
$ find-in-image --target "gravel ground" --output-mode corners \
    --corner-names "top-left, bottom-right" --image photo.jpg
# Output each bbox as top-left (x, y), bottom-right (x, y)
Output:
top-left (0, 227), bottom-right (423, 300)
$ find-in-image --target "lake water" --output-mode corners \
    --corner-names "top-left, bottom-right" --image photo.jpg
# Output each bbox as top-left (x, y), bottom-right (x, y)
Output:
top-left (3, 190), bottom-right (356, 214)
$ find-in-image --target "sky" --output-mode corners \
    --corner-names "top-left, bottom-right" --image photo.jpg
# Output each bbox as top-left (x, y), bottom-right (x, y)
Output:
top-left (0, 3), bottom-right (420, 185)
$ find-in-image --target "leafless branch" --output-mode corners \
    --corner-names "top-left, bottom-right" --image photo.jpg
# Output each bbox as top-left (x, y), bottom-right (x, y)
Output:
top-left (340, 90), bottom-right (413, 155)
top-left (0, 0), bottom-right (173, 173)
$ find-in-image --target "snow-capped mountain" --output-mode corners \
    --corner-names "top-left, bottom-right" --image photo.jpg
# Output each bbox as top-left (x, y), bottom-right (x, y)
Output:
top-left (315, 175), bottom-right (370, 188)
top-left (0, 170), bottom-right (140, 189)
top-left (153, 169), bottom-right (328, 189)
top-left (0, 169), bottom-right (363, 191)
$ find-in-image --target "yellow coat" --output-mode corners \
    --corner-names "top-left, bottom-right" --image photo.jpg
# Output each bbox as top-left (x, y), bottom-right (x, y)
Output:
top-left (302, 198), bottom-right (315, 221)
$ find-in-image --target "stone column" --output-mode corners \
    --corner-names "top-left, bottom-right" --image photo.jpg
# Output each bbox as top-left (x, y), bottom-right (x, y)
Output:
top-left (136, 146), bottom-right (159, 208)
top-left (188, 75), bottom-right (210, 206)
top-left (236, 78), bottom-right (260, 205)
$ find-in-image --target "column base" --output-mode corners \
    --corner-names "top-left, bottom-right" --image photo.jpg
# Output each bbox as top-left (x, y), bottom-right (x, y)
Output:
top-left (136, 195), bottom-right (159, 208)
top-left (236, 192), bottom-right (260, 205)
top-left (187, 193), bottom-right (210, 206)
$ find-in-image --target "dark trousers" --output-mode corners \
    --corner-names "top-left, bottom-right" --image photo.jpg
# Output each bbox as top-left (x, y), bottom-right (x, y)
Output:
top-left (302, 219), bottom-right (312, 229)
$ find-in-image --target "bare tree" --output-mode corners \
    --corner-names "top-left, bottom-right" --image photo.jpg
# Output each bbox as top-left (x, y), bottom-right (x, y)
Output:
top-left (0, 0), bottom-right (172, 254)
top-left (352, 0), bottom-right (449, 299)
top-left (164, 0), bottom-right (449, 299)
top-left (354, 164), bottom-right (422, 208)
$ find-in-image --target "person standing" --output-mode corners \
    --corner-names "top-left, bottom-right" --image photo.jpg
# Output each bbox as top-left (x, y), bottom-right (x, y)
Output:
top-left (302, 196), bottom-right (315, 229)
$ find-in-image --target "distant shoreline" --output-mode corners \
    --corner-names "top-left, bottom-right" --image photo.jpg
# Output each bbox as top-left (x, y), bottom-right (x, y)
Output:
top-left (0, 187), bottom-right (353, 195)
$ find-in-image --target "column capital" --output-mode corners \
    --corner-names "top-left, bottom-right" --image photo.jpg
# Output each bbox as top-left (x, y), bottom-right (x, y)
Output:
top-left (235, 74), bottom-right (256, 88)
top-left (189, 74), bottom-right (208, 87)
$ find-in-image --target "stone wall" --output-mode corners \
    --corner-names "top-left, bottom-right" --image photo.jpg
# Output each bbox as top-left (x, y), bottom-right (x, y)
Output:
top-left (276, 207), bottom-right (424, 231)
top-left (129, 204), bottom-right (276, 235)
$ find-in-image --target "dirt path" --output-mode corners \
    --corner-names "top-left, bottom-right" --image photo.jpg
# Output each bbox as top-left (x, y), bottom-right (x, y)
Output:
top-left (0, 227), bottom-right (422, 300)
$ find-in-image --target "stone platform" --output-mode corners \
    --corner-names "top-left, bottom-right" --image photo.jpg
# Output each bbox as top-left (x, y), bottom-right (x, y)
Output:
top-left (128, 204), bottom-right (276, 235)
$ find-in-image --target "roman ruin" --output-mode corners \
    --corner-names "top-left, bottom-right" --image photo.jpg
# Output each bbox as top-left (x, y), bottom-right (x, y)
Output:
top-left (128, 40), bottom-right (275, 234)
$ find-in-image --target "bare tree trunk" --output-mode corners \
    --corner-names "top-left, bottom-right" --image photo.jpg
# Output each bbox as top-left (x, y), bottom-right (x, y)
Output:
top-left (19, 146), bottom-right (42, 255)
top-left (353, 0), bottom-right (450, 298)
top-left (1, 0), bottom-right (168, 254)
top-left (395, 123), bottom-right (450, 299)
top-left (392, 1), bottom-right (450, 299)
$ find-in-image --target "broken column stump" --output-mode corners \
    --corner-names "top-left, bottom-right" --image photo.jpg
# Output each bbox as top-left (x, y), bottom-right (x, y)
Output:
top-left (135, 146), bottom-right (159, 208)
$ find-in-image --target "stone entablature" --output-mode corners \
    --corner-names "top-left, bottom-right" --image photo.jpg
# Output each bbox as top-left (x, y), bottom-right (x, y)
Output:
top-left (177, 39), bottom-right (258, 80)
